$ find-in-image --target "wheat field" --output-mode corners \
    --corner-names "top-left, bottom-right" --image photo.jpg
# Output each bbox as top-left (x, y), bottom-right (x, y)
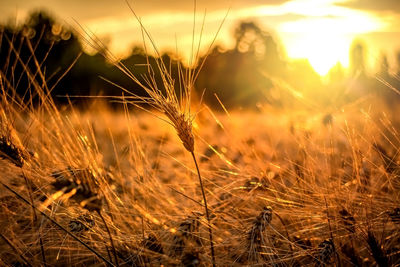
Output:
top-left (1, 81), bottom-right (400, 266)
top-left (1, 9), bottom-right (400, 267)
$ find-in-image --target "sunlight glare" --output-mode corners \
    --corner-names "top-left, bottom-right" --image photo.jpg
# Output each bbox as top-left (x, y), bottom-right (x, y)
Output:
top-left (278, 5), bottom-right (382, 76)
top-left (283, 30), bottom-right (352, 76)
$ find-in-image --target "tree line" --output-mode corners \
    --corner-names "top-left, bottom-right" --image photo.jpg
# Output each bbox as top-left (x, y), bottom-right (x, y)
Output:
top-left (1, 11), bottom-right (399, 109)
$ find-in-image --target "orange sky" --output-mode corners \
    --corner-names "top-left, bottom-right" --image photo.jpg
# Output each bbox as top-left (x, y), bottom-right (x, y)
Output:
top-left (2, 0), bottom-right (400, 76)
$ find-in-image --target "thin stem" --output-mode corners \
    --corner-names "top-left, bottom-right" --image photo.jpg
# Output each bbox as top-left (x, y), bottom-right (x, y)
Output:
top-left (22, 172), bottom-right (46, 266)
top-left (0, 233), bottom-right (32, 267)
top-left (97, 210), bottom-right (119, 267)
top-left (191, 151), bottom-right (216, 267)
top-left (324, 196), bottom-right (340, 267)
top-left (273, 211), bottom-right (293, 252)
top-left (0, 181), bottom-right (115, 267)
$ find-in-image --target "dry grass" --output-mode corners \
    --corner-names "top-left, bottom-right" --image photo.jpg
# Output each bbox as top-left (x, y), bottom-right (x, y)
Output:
top-left (2, 9), bottom-right (400, 267)
top-left (1, 92), bottom-right (400, 266)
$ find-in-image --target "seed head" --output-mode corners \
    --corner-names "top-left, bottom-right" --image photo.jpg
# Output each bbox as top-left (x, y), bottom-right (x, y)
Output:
top-left (316, 239), bottom-right (334, 266)
top-left (172, 215), bottom-right (201, 256)
top-left (50, 167), bottom-right (103, 212)
top-left (247, 206), bottom-right (273, 250)
top-left (162, 101), bottom-right (194, 152)
top-left (0, 135), bottom-right (27, 167)
top-left (69, 214), bottom-right (95, 233)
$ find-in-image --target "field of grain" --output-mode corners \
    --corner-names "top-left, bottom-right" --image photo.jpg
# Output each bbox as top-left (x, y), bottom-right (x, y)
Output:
top-left (1, 5), bottom-right (400, 265)
top-left (1, 81), bottom-right (400, 266)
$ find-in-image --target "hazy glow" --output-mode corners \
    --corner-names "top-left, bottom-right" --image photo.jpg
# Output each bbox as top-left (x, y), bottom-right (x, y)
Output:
top-left (283, 32), bottom-right (351, 75)
top-left (2, 0), bottom-right (398, 75)
top-left (83, 10), bottom-right (230, 63)
top-left (275, 1), bottom-right (383, 75)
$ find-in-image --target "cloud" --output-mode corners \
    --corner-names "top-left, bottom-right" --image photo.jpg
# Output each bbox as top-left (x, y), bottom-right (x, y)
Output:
top-left (336, 0), bottom-right (400, 13)
top-left (1, 0), bottom-right (293, 23)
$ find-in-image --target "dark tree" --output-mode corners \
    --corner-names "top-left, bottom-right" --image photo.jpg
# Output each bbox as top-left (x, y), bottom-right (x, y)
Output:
top-left (350, 42), bottom-right (366, 77)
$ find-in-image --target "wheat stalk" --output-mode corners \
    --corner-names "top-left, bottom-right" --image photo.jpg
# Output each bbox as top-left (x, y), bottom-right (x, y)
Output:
top-left (0, 181), bottom-right (115, 266)
top-left (77, 2), bottom-right (229, 265)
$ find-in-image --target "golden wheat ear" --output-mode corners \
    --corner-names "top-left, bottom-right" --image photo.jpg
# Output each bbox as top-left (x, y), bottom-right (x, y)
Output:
top-left (315, 239), bottom-right (335, 266)
top-left (46, 166), bottom-right (120, 265)
top-left (162, 101), bottom-right (195, 152)
top-left (0, 135), bottom-right (28, 167)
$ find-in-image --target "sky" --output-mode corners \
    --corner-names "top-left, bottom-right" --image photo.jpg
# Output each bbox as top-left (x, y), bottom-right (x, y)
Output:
top-left (2, 0), bottom-right (400, 76)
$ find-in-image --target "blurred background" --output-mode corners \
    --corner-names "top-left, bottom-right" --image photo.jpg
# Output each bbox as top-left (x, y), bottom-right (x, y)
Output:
top-left (1, 0), bottom-right (400, 109)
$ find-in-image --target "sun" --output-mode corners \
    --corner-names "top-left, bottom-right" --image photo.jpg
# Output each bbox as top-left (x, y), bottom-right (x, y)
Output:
top-left (283, 31), bottom-right (351, 76)
top-left (278, 9), bottom-right (382, 76)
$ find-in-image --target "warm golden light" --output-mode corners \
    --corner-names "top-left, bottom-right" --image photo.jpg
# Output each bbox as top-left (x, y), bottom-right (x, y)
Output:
top-left (277, 5), bottom-right (383, 76)
top-left (1, 0), bottom-right (396, 76)
top-left (283, 31), bottom-right (351, 76)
